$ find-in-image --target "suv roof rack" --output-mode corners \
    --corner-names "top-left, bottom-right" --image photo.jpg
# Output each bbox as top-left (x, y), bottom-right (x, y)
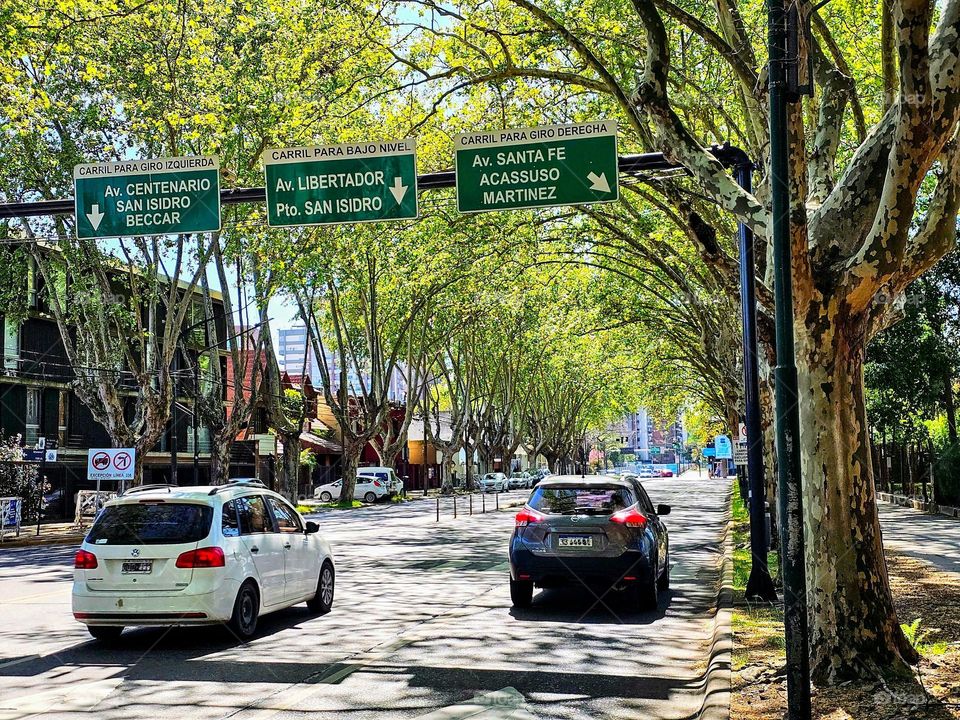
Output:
top-left (121, 484), bottom-right (176, 496)
top-left (208, 479), bottom-right (268, 496)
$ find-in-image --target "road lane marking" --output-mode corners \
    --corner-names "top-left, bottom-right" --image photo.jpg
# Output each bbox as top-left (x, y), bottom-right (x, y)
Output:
top-left (414, 687), bottom-right (535, 719)
top-left (0, 677), bottom-right (123, 718)
top-left (1, 589), bottom-right (66, 604)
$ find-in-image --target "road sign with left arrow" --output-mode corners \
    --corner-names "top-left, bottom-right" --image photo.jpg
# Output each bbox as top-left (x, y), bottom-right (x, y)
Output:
top-left (454, 120), bottom-right (618, 213)
top-left (264, 139), bottom-right (418, 227)
top-left (73, 156), bottom-right (221, 239)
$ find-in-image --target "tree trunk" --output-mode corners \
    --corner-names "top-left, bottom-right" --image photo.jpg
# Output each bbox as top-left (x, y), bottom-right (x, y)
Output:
top-left (545, 452), bottom-right (558, 473)
top-left (278, 431), bottom-right (300, 502)
top-left (209, 436), bottom-right (232, 485)
top-left (441, 447), bottom-right (456, 492)
top-left (340, 440), bottom-right (361, 503)
top-left (943, 368), bottom-right (957, 443)
top-left (797, 308), bottom-right (917, 681)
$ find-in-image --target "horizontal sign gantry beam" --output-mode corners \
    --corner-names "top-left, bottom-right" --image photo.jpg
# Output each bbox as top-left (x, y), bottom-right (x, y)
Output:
top-left (0, 145), bottom-right (750, 220)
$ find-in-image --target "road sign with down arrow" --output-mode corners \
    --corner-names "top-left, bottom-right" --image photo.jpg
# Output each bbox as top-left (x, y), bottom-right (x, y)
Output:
top-left (264, 139), bottom-right (418, 227)
top-left (73, 156), bottom-right (221, 239)
top-left (454, 120), bottom-right (618, 213)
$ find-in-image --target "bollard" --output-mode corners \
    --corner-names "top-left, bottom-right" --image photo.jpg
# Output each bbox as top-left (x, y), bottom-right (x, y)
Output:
top-left (496, 492), bottom-right (499, 510)
top-left (469, 494), bottom-right (473, 515)
top-left (436, 497), bottom-right (440, 522)
top-left (454, 495), bottom-right (457, 518)
top-left (482, 493), bottom-right (486, 513)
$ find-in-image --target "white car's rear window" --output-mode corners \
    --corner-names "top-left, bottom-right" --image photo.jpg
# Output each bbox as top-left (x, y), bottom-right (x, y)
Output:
top-left (86, 503), bottom-right (213, 545)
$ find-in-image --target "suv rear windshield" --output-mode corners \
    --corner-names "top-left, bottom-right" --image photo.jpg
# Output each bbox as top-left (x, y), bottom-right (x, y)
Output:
top-left (528, 486), bottom-right (635, 515)
top-left (86, 503), bottom-right (213, 545)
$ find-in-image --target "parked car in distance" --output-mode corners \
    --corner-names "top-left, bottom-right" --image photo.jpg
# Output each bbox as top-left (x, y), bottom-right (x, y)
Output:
top-left (72, 480), bottom-right (335, 642)
top-left (508, 475), bottom-right (670, 611)
top-left (636, 466), bottom-right (658, 478)
top-left (357, 466), bottom-right (404, 496)
top-left (659, 468), bottom-right (674, 478)
top-left (314, 476), bottom-right (389, 503)
top-left (479, 472), bottom-right (508, 493)
top-left (508, 473), bottom-right (532, 490)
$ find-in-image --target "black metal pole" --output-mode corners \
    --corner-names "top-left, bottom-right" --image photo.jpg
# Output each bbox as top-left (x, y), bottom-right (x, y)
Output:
top-left (736, 163), bottom-right (777, 602)
top-left (193, 359), bottom-right (200, 485)
top-left (769, 0), bottom-right (812, 715)
top-left (170, 351), bottom-right (178, 486)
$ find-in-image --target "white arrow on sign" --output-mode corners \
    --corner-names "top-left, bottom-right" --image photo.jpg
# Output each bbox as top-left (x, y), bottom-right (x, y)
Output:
top-left (587, 171), bottom-right (611, 193)
top-left (388, 177), bottom-right (408, 204)
top-left (86, 203), bottom-right (105, 231)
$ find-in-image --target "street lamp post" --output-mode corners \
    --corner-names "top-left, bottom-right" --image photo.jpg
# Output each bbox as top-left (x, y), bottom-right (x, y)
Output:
top-left (769, 0), bottom-right (812, 716)
top-left (737, 161), bottom-right (777, 603)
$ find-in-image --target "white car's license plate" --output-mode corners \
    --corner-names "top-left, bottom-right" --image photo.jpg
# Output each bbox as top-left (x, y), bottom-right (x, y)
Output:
top-left (121, 561), bottom-right (153, 574)
top-left (558, 536), bottom-right (593, 548)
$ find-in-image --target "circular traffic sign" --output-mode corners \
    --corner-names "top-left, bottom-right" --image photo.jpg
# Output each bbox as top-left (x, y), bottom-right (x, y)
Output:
top-left (113, 452), bottom-right (131, 471)
top-left (92, 452), bottom-right (111, 470)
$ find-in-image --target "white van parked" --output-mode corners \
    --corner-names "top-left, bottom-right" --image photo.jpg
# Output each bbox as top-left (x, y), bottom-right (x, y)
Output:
top-left (72, 480), bottom-right (335, 642)
top-left (357, 467), bottom-right (404, 496)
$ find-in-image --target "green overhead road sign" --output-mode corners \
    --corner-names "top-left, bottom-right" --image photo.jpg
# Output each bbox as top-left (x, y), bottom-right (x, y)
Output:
top-left (455, 120), bottom-right (618, 213)
top-left (74, 156), bottom-right (220, 239)
top-left (264, 139), bottom-right (418, 227)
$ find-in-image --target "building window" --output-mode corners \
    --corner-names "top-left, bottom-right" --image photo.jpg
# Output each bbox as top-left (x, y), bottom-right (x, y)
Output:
top-left (25, 388), bottom-right (40, 446)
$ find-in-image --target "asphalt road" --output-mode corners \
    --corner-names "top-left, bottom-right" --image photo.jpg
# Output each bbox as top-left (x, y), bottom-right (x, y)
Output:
top-left (878, 501), bottom-right (960, 576)
top-left (0, 474), bottom-right (731, 720)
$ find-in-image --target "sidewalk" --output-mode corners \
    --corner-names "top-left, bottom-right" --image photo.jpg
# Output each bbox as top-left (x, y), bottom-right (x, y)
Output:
top-left (0, 521), bottom-right (87, 549)
top-left (878, 500), bottom-right (960, 576)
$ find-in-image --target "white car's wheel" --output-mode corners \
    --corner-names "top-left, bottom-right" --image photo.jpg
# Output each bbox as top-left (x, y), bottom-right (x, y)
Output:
top-left (364, 492), bottom-right (377, 503)
top-left (307, 561), bottom-right (335, 614)
top-left (229, 581), bottom-right (260, 641)
top-left (320, 491), bottom-right (332, 502)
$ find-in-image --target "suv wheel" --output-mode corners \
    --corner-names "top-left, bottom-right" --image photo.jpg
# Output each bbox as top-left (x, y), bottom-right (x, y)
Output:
top-left (633, 558), bottom-right (659, 611)
top-left (510, 579), bottom-right (533, 608)
top-left (307, 561), bottom-right (335, 614)
top-left (230, 581), bottom-right (260, 640)
top-left (88, 625), bottom-right (123, 642)
top-left (320, 491), bottom-right (332, 502)
top-left (364, 492), bottom-right (376, 503)
top-left (657, 549), bottom-right (670, 591)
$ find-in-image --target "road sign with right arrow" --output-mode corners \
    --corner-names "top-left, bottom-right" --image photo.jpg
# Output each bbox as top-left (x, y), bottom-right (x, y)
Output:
top-left (263, 139), bottom-right (418, 227)
top-left (73, 156), bottom-right (221, 239)
top-left (454, 120), bottom-right (618, 213)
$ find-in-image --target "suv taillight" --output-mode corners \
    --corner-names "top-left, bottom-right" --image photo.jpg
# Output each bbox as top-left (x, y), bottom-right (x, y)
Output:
top-left (74, 549), bottom-right (98, 569)
top-left (610, 506), bottom-right (648, 529)
top-left (176, 547), bottom-right (225, 568)
top-left (373, 480), bottom-right (382, 487)
top-left (515, 507), bottom-right (545, 527)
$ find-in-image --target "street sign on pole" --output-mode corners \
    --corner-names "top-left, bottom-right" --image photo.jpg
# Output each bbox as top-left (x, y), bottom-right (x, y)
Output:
top-left (454, 120), bottom-right (618, 213)
top-left (87, 448), bottom-right (136, 483)
top-left (74, 156), bottom-right (221, 239)
top-left (264, 139), bottom-right (418, 227)
top-left (714, 435), bottom-right (734, 459)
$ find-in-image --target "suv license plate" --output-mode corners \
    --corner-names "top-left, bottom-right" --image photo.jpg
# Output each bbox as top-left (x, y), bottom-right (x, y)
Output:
top-left (122, 561), bottom-right (153, 574)
top-left (558, 536), bottom-right (593, 548)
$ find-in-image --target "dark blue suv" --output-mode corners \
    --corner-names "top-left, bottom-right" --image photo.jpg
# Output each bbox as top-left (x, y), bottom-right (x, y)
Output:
top-left (508, 476), bottom-right (670, 610)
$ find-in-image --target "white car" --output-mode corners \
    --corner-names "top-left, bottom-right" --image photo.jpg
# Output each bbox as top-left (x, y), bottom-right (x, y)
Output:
top-left (313, 476), bottom-right (390, 503)
top-left (479, 473), bottom-right (508, 492)
top-left (357, 467), bottom-right (404, 496)
top-left (72, 480), bottom-right (335, 642)
top-left (508, 473), bottom-right (532, 490)
top-left (637, 466), bottom-right (658, 478)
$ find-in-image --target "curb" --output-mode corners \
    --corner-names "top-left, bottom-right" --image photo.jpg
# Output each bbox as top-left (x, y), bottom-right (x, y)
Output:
top-left (698, 484), bottom-right (733, 720)
top-left (877, 491), bottom-right (960, 519)
top-left (0, 532), bottom-right (86, 549)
